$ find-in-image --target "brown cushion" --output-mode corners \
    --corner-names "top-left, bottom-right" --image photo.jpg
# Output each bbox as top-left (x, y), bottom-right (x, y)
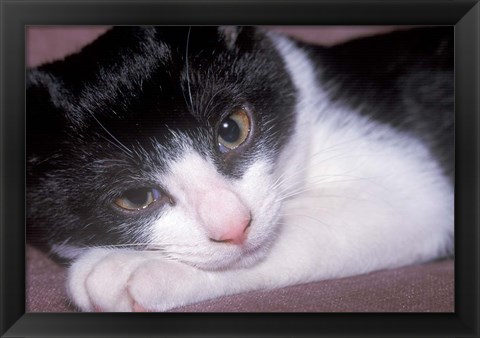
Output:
top-left (26, 245), bottom-right (453, 312)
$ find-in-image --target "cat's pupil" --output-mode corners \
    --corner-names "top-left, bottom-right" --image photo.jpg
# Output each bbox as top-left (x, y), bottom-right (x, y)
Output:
top-left (124, 188), bottom-right (150, 206)
top-left (219, 118), bottom-right (240, 143)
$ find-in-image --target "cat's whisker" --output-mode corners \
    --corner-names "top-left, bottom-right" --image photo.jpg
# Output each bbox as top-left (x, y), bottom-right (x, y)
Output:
top-left (288, 194), bottom-right (401, 214)
top-left (311, 135), bottom-right (367, 155)
top-left (202, 87), bottom-right (227, 120)
top-left (279, 213), bottom-right (332, 229)
top-left (81, 244), bottom-right (193, 262)
top-left (282, 207), bottom-right (363, 234)
top-left (284, 193), bottom-right (376, 204)
top-left (269, 146), bottom-right (363, 192)
top-left (88, 239), bottom-right (211, 250)
top-left (156, 241), bottom-right (210, 248)
top-left (270, 133), bottom-right (392, 189)
top-left (276, 184), bottom-right (342, 202)
top-left (184, 26), bottom-right (196, 116)
top-left (275, 221), bottom-right (319, 239)
top-left (271, 145), bottom-right (348, 193)
top-left (270, 149), bottom-right (394, 197)
top-left (274, 174), bottom-right (375, 202)
top-left (97, 134), bottom-right (134, 160)
top-left (270, 166), bottom-right (307, 193)
top-left (87, 111), bottom-right (133, 157)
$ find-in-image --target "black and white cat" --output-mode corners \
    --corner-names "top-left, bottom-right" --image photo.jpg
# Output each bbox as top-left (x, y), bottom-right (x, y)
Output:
top-left (27, 26), bottom-right (454, 312)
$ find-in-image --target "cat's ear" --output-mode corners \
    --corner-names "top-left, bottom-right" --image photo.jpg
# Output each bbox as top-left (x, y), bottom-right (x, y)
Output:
top-left (218, 26), bottom-right (243, 49)
top-left (217, 26), bottom-right (256, 51)
top-left (26, 69), bottom-right (72, 164)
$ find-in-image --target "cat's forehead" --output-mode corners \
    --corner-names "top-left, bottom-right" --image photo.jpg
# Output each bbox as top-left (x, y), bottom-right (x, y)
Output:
top-left (75, 27), bottom-right (258, 118)
top-left (28, 26), bottom-right (297, 179)
top-left (68, 29), bottom-right (285, 128)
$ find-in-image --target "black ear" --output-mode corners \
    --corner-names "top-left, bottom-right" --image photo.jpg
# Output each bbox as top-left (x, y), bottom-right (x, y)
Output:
top-left (217, 26), bottom-right (257, 51)
top-left (218, 26), bottom-right (243, 49)
top-left (26, 69), bottom-right (70, 165)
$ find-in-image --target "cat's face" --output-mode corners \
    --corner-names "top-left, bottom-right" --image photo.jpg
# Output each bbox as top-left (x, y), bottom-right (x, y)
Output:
top-left (27, 26), bottom-right (297, 270)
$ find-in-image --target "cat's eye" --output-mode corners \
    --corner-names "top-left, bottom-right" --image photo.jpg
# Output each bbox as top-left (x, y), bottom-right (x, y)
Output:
top-left (114, 187), bottom-right (161, 211)
top-left (217, 108), bottom-right (251, 153)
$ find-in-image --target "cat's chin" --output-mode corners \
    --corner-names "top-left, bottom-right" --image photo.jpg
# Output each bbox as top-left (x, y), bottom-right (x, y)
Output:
top-left (181, 237), bottom-right (274, 272)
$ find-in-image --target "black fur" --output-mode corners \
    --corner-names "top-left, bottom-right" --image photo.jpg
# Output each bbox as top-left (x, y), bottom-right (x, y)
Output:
top-left (27, 26), bottom-right (296, 251)
top-left (305, 27), bottom-right (454, 180)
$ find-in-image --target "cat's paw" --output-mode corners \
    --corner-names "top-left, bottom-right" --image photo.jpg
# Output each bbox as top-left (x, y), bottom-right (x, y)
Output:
top-left (67, 248), bottom-right (210, 312)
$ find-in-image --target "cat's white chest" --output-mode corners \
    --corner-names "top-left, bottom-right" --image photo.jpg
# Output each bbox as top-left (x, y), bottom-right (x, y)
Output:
top-left (267, 33), bottom-right (453, 279)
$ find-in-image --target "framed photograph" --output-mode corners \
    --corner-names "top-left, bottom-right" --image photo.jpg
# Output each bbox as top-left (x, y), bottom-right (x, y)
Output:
top-left (1, 1), bottom-right (479, 337)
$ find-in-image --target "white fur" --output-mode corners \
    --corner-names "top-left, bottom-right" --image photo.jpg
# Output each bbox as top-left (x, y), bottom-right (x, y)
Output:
top-left (148, 151), bottom-right (282, 270)
top-left (67, 33), bottom-right (453, 312)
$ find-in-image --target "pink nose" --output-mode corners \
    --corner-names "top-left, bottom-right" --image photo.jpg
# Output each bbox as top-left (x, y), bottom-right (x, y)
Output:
top-left (198, 189), bottom-right (251, 245)
top-left (210, 217), bottom-right (251, 245)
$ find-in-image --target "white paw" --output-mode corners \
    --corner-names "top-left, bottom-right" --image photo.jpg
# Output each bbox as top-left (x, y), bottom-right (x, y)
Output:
top-left (67, 248), bottom-right (212, 312)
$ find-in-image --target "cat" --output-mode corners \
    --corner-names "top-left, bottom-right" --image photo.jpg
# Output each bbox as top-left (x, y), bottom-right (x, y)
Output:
top-left (26, 26), bottom-right (454, 312)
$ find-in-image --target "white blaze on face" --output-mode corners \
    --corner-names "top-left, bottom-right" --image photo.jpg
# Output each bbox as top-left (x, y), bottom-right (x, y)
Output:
top-left (147, 149), bottom-right (281, 269)
top-left (164, 152), bottom-right (250, 243)
top-left (197, 187), bottom-right (251, 244)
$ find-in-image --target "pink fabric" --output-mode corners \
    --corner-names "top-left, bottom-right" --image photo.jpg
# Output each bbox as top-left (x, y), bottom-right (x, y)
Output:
top-left (26, 26), bottom-right (410, 68)
top-left (27, 26), bottom-right (108, 67)
top-left (26, 245), bottom-right (454, 312)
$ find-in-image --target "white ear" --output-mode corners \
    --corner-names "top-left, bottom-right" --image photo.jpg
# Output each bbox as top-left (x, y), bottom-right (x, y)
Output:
top-left (218, 26), bottom-right (242, 49)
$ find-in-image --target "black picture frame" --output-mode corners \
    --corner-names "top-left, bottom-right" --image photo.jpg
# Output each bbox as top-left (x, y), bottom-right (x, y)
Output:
top-left (1, 0), bottom-right (479, 337)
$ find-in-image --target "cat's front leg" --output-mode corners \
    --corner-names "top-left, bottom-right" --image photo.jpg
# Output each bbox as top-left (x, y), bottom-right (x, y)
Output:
top-left (67, 248), bottom-right (235, 312)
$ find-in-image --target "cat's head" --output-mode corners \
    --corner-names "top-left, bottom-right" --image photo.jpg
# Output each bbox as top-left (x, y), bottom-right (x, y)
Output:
top-left (27, 26), bottom-right (297, 270)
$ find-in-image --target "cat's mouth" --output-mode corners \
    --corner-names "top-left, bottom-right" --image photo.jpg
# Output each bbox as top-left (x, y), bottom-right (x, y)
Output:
top-left (189, 226), bottom-right (276, 271)
top-left (188, 192), bottom-right (284, 270)
top-left (143, 223), bottom-right (271, 271)
top-left (184, 243), bottom-right (268, 271)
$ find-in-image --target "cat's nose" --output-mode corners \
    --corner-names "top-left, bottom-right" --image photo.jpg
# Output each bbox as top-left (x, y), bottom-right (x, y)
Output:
top-left (198, 189), bottom-right (251, 245)
top-left (210, 217), bottom-right (252, 245)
